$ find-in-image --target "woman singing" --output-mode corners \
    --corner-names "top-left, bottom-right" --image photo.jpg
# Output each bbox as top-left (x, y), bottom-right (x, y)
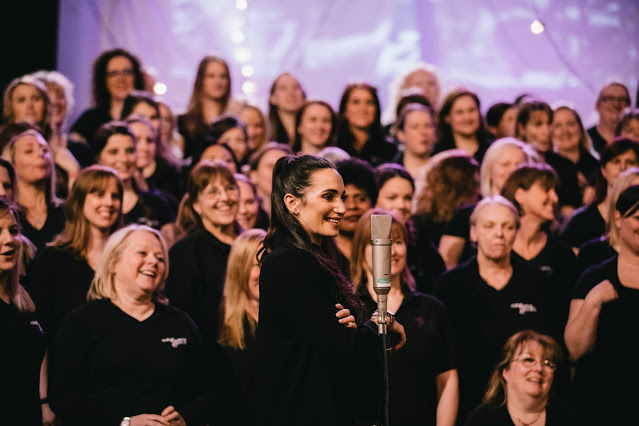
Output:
top-left (256, 154), bottom-right (405, 425)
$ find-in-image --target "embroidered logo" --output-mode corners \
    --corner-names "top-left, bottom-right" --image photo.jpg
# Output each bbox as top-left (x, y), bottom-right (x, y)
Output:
top-left (161, 337), bottom-right (187, 348)
top-left (510, 303), bottom-right (537, 315)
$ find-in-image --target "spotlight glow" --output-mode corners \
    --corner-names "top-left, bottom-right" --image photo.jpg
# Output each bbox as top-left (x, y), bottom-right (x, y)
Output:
top-left (236, 0), bottom-right (248, 10)
top-left (153, 82), bottom-right (167, 96)
top-left (242, 81), bottom-right (255, 94)
top-left (235, 47), bottom-right (252, 63)
top-left (531, 20), bottom-right (545, 34)
top-left (231, 30), bottom-right (245, 44)
top-left (241, 65), bottom-right (254, 77)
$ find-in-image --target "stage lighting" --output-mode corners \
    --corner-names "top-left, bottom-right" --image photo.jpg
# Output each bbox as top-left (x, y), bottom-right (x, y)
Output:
top-left (236, 0), bottom-right (248, 10)
top-left (242, 81), bottom-right (255, 94)
top-left (153, 82), bottom-right (167, 96)
top-left (531, 20), bottom-right (545, 34)
top-left (235, 47), bottom-right (252, 63)
top-left (241, 65), bottom-right (254, 77)
top-left (231, 30), bottom-right (245, 44)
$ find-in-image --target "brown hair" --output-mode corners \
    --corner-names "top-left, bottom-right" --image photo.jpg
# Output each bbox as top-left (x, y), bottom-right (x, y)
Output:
top-left (500, 164), bottom-right (559, 216)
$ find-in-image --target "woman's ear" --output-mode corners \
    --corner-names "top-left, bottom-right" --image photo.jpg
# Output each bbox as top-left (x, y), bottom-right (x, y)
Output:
top-left (469, 225), bottom-right (477, 243)
top-left (283, 193), bottom-right (300, 216)
top-left (613, 210), bottom-right (622, 230)
top-left (192, 199), bottom-right (202, 216)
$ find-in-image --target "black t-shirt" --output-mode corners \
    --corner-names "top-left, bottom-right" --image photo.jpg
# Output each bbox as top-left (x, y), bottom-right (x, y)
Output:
top-left (560, 203), bottom-right (605, 249)
top-left (70, 107), bottom-right (113, 146)
top-left (146, 157), bottom-right (185, 205)
top-left (165, 229), bottom-right (231, 343)
top-left (358, 287), bottom-right (457, 426)
top-left (431, 137), bottom-right (493, 164)
top-left (0, 300), bottom-right (46, 426)
top-left (464, 401), bottom-right (583, 426)
top-left (587, 126), bottom-right (607, 154)
top-left (257, 245), bottom-right (379, 425)
top-left (571, 256), bottom-right (639, 425)
top-left (407, 234), bottom-right (446, 294)
top-left (544, 151), bottom-right (582, 208)
top-left (575, 148), bottom-right (599, 183)
top-left (52, 300), bottom-right (216, 426)
top-left (18, 203), bottom-right (66, 254)
top-left (337, 134), bottom-right (398, 166)
top-left (443, 202), bottom-right (478, 265)
top-left (575, 237), bottom-right (617, 280)
top-left (124, 190), bottom-right (175, 229)
top-left (434, 258), bottom-right (564, 422)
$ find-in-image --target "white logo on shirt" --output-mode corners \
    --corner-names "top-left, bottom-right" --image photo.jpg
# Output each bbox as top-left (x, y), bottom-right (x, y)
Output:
top-left (510, 303), bottom-right (537, 315)
top-left (161, 337), bottom-right (187, 348)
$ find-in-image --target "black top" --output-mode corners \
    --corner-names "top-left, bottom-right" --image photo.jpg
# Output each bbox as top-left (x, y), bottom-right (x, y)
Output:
top-left (543, 151), bottom-right (582, 209)
top-left (165, 229), bottom-right (231, 343)
top-left (0, 300), bottom-right (46, 426)
top-left (51, 300), bottom-right (216, 426)
top-left (124, 190), bottom-right (175, 229)
top-left (337, 134), bottom-right (398, 166)
top-left (560, 203), bottom-right (605, 249)
top-left (587, 126), bottom-right (607, 154)
top-left (464, 401), bottom-right (583, 426)
top-left (443, 202), bottom-right (478, 265)
top-left (434, 258), bottom-right (564, 422)
top-left (412, 213), bottom-right (449, 247)
top-left (26, 246), bottom-right (94, 361)
top-left (257, 245), bottom-right (379, 425)
top-left (70, 107), bottom-right (113, 146)
top-left (431, 136), bottom-right (492, 164)
top-left (575, 237), bottom-right (617, 280)
top-left (571, 256), bottom-right (639, 426)
top-left (18, 203), bottom-right (66, 253)
top-left (510, 236), bottom-right (577, 308)
top-left (177, 113), bottom-right (208, 161)
top-left (358, 287), bottom-right (457, 426)
top-left (146, 157), bottom-right (185, 205)
top-left (574, 148), bottom-right (599, 184)
top-left (407, 233), bottom-right (446, 294)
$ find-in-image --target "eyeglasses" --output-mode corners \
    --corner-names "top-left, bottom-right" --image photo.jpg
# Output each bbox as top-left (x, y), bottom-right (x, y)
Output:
top-left (201, 185), bottom-right (239, 201)
top-left (514, 356), bottom-right (557, 371)
top-left (106, 69), bottom-right (135, 78)
top-left (600, 95), bottom-right (630, 105)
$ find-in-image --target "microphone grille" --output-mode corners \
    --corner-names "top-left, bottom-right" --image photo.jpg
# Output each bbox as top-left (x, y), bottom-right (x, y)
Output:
top-left (370, 214), bottom-right (392, 240)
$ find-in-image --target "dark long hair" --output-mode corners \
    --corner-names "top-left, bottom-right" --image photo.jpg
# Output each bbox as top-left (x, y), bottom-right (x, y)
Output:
top-left (436, 88), bottom-right (489, 145)
top-left (594, 138), bottom-right (639, 203)
top-left (292, 100), bottom-right (337, 153)
top-left (92, 48), bottom-right (144, 111)
top-left (261, 154), bottom-right (361, 313)
top-left (336, 83), bottom-right (384, 150)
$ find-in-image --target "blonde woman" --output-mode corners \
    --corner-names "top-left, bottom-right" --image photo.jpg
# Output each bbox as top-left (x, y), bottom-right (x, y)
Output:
top-left (218, 228), bottom-right (266, 424)
top-left (52, 224), bottom-right (215, 426)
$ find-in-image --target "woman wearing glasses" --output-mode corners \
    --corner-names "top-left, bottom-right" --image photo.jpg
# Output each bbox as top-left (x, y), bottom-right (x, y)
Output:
top-left (70, 49), bottom-right (145, 146)
top-left (165, 160), bottom-right (241, 344)
top-left (465, 330), bottom-right (580, 426)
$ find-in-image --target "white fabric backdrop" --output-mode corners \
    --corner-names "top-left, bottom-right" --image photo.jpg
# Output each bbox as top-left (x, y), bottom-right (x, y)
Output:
top-left (58, 0), bottom-right (639, 129)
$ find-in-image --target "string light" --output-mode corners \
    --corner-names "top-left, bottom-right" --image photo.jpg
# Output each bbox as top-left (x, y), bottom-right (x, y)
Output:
top-left (153, 82), bottom-right (167, 96)
top-left (242, 81), bottom-right (255, 94)
top-left (530, 19), bottom-right (545, 34)
top-left (235, 0), bottom-right (247, 10)
top-left (241, 65), bottom-right (254, 77)
top-left (235, 47), bottom-right (252, 63)
top-left (231, 30), bottom-right (245, 44)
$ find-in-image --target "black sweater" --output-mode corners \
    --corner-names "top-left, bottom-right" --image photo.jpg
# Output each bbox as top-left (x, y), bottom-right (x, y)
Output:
top-left (51, 300), bottom-right (217, 426)
top-left (257, 245), bottom-right (379, 425)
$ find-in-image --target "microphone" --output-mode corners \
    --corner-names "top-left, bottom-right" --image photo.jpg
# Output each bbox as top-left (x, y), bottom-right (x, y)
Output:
top-left (371, 214), bottom-right (392, 334)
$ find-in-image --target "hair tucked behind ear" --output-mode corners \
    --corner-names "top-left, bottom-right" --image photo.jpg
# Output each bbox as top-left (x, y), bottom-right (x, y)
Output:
top-left (261, 154), bottom-right (361, 314)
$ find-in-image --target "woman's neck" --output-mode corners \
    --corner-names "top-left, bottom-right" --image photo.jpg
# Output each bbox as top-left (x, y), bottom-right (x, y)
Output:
top-left (513, 215), bottom-right (547, 260)
top-left (112, 293), bottom-right (155, 321)
top-left (402, 150), bottom-right (429, 178)
top-left (452, 132), bottom-right (479, 156)
top-left (201, 97), bottom-right (223, 124)
top-left (350, 126), bottom-right (370, 152)
top-left (278, 110), bottom-right (297, 142)
top-left (18, 180), bottom-right (47, 211)
top-left (245, 298), bottom-right (259, 323)
top-left (596, 121), bottom-right (617, 143)
top-left (507, 397), bottom-right (547, 426)
top-left (300, 140), bottom-right (323, 156)
top-left (86, 226), bottom-right (111, 270)
top-left (477, 253), bottom-right (513, 290)
top-left (141, 161), bottom-right (157, 179)
top-left (110, 99), bottom-right (124, 120)
top-left (203, 221), bottom-right (237, 245)
top-left (555, 145), bottom-right (580, 163)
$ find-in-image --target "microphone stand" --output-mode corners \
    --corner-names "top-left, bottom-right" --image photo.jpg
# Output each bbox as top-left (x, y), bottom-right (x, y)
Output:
top-left (371, 214), bottom-right (392, 426)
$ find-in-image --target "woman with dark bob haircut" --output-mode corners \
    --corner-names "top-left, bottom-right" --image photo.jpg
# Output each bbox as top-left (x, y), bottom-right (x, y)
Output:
top-left (336, 83), bottom-right (397, 166)
top-left (70, 48), bottom-right (145, 146)
top-left (465, 330), bottom-right (580, 426)
top-left (257, 154), bottom-right (405, 424)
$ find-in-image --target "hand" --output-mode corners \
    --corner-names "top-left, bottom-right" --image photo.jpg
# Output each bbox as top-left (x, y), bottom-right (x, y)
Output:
top-left (41, 403), bottom-right (55, 426)
top-left (586, 280), bottom-right (619, 309)
top-left (129, 414), bottom-right (171, 426)
top-left (335, 303), bottom-right (357, 329)
top-left (162, 406), bottom-right (186, 425)
top-left (371, 313), bottom-right (407, 351)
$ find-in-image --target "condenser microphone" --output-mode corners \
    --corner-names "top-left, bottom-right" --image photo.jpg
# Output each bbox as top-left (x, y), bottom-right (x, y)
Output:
top-left (371, 214), bottom-right (392, 334)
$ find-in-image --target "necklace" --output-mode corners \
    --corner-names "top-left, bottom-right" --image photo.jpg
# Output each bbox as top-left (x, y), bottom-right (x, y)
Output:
top-left (509, 408), bottom-right (545, 426)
